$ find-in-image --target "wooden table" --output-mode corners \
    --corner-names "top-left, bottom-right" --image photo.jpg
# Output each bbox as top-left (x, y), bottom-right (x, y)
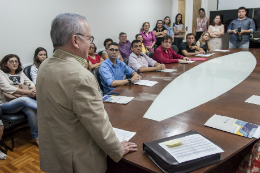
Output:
top-left (105, 49), bottom-right (260, 173)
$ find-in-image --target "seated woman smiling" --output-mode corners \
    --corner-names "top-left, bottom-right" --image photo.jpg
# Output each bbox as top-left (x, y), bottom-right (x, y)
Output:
top-left (0, 54), bottom-right (39, 149)
top-left (87, 43), bottom-right (104, 71)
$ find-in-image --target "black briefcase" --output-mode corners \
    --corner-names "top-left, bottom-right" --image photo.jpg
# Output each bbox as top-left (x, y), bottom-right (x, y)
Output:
top-left (143, 130), bottom-right (222, 173)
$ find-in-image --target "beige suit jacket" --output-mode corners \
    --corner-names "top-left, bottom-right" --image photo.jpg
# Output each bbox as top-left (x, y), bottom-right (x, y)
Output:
top-left (37, 50), bottom-right (124, 173)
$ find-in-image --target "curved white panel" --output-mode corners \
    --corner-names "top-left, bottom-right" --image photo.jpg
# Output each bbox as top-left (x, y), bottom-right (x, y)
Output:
top-left (144, 51), bottom-right (257, 121)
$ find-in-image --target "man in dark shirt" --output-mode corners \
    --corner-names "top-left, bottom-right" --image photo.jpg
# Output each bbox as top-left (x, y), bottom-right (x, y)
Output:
top-left (118, 32), bottom-right (132, 60)
top-left (178, 33), bottom-right (204, 56)
top-left (227, 6), bottom-right (255, 48)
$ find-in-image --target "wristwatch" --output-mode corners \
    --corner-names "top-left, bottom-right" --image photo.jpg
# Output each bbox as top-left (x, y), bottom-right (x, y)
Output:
top-left (128, 78), bottom-right (132, 84)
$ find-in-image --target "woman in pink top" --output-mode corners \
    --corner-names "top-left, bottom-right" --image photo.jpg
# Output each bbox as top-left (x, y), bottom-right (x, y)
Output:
top-left (195, 8), bottom-right (209, 41)
top-left (139, 22), bottom-right (156, 52)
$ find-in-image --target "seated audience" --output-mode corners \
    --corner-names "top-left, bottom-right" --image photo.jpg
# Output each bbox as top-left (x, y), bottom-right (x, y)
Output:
top-left (227, 6), bottom-right (255, 48)
top-left (208, 14), bottom-right (225, 50)
top-left (163, 16), bottom-right (174, 40)
top-left (196, 32), bottom-right (212, 53)
top-left (139, 22), bottom-right (156, 52)
top-left (0, 54), bottom-right (38, 146)
top-left (88, 43), bottom-right (104, 71)
top-left (173, 13), bottom-right (185, 48)
top-left (153, 35), bottom-right (190, 64)
top-left (128, 40), bottom-right (165, 73)
top-left (30, 47), bottom-right (47, 85)
top-left (135, 34), bottom-right (148, 54)
top-left (179, 33), bottom-right (205, 56)
top-left (0, 124), bottom-right (6, 159)
top-left (102, 38), bottom-right (123, 61)
top-left (153, 20), bottom-right (168, 48)
top-left (118, 32), bottom-right (132, 60)
top-left (99, 42), bottom-right (141, 93)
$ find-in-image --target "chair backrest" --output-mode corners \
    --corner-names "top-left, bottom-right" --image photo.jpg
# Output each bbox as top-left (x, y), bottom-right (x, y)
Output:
top-left (148, 52), bottom-right (154, 59)
top-left (97, 51), bottom-right (103, 57)
top-left (23, 65), bottom-right (32, 80)
top-left (171, 45), bottom-right (179, 54)
top-left (124, 59), bottom-right (129, 65)
top-left (92, 68), bottom-right (103, 92)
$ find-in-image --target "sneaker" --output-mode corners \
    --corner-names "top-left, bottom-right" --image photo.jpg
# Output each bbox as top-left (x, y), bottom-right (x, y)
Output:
top-left (0, 151), bottom-right (7, 160)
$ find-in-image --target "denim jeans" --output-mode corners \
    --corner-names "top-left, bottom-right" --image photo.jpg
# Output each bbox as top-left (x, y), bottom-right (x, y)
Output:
top-left (229, 41), bottom-right (249, 48)
top-left (1, 97), bottom-right (38, 139)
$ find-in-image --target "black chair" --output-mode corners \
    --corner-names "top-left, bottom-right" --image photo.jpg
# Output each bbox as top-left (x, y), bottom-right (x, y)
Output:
top-left (148, 52), bottom-right (154, 59)
top-left (92, 68), bottom-right (104, 92)
top-left (23, 65), bottom-right (32, 81)
top-left (171, 45), bottom-right (179, 54)
top-left (97, 51), bottom-right (103, 57)
top-left (124, 59), bottom-right (129, 65)
top-left (0, 107), bottom-right (27, 152)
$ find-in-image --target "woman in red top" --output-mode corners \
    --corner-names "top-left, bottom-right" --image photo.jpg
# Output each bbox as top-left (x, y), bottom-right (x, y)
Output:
top-left (87, 43), bottom-right (104, 71)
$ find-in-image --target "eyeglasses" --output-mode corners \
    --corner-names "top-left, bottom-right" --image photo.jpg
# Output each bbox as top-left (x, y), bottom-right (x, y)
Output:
top-left (108, 48), bottom-right (119, 52)
top-left (75, 33), bottom-right (94, 43)
top-left (163, 41), bottom-right (172, 44)
top-left (89, 47), bottom-right (94, 50)
top-left (8, 60), bottom-right (19, 64)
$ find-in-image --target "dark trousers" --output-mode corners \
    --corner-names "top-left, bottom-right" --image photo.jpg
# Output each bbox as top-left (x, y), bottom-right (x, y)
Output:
top-left (195, 32), bottom-right (203, 41)
top-left (174, 37), bottom-right (183, 49)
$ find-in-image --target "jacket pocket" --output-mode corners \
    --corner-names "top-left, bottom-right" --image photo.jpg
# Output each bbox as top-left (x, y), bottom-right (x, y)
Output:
top-left (90, 143), bottom-right (101, 156)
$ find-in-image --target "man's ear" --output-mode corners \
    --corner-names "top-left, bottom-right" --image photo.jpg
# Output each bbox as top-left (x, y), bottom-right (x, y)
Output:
top-left (71, 35), bottom-right (80, 49)
top-left (131, 47), bottom-right (133, 51)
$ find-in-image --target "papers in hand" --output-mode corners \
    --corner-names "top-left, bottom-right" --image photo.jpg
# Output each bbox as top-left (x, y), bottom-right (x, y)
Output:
top-left (159, 134), bottom-right (224, 163)
top-left (113, 128), bottom-right (136, 142)
top-left (195, 53), bottom-right (215, 57)
top-left (213, 49), bottom-right (229, 52)
top-left (245, 95), bottom-right (260, 105)
top-left (157, 69), bottom-right (177, 73)
top-left (205, 114), bottom-right (260, 138)
top-left (133, 80), bottom-right (158, 87)
top-left (102, 95), bottom-right (134, 104)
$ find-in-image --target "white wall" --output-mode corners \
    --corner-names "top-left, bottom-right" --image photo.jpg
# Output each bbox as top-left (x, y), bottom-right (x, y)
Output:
top-left (218, 0), bottom-right (260, 10)
top-left (171, 0), bottom-right (179, 24)
top-left (0, 0), bottom-right (172, 66)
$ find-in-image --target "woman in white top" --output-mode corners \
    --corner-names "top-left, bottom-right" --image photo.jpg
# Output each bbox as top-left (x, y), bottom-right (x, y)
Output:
top-left (102, 38), bottom-right (123, 61)
top-left (0, 54), bottom-right (38, 156)
top-left (208, 15), bottom-right (225, 50)
top-left (30, 47), bottom-right (47, 85)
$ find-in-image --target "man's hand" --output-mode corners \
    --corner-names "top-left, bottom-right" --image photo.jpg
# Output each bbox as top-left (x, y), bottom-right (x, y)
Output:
top-left (178, 59), bottom-right (187, 63)
top-left (189, 46), bottom-right (197, 50)
top-left (131, 74), bottom-right (142, 83)
top-left (238, 29), bottom-right (244, 35)
top-left (183, 57), bottom-right (190, 61)
top-left (233, 30), bottom-right (238, 34)
top-left (27, 90), bottom-right (36, 97)
top-left (121, 141), bottom-right (138, 155)
top-left (199, 49), bottom-right (205, 54)
top-left (156, 64), bottom-right (166, 70)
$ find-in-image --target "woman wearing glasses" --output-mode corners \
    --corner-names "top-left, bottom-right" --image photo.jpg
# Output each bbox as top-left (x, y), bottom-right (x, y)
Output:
top-left (87, 43), bottom-right (104, 71)
top-left (0, 54), bottom-right (39, 156)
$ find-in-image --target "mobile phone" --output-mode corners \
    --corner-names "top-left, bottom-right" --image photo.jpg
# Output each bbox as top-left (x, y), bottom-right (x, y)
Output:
top-left (107, 92), bottom-right (120, 96)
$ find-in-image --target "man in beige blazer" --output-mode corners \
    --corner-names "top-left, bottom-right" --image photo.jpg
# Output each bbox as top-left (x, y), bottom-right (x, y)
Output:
top-left (36, 13), bottom-right (137, 173)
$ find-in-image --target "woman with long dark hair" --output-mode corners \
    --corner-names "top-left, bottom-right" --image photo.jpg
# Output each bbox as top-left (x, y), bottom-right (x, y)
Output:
top-left (153, 20), bottom-right (168, 48)
top-left (173, 13), bottom-right (186, 48)
top-left (195, 8), bottom-right (209, 41)
top-left (163, 16), bottom-right (174, 39)
top-left (30, 47), bottom-right (47, 85)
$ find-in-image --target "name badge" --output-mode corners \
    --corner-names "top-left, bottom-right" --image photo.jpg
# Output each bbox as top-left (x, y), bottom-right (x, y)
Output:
top-left (199, 28), bottom-right (203, 31)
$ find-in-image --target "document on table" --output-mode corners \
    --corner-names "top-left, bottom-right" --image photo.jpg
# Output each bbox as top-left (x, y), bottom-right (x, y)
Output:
top-left (102, 95), bottom-right (134, 104)
top-left (133, 80), bottom-right (158, 87)
top-left (159, 134), bottom-right (224, 163)
top-left (195, 53), bottom-right (215, 57)
top-left (157, 69), bottom-right (177, 72)
top-left (113, 128), bottom-right (136, 142)
top-left (186, 61), bottom-right (195, 63)
top-left (189, 58), bottom-right (207, 61)
top-left (213, 49), bottom-right (229, 52)
top-left (245, 95), bottom-right (260, 105)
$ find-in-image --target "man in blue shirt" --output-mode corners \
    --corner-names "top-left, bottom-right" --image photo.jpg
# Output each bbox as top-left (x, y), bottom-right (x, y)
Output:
top-left (99, 42), bottom-right (141, 93)
top-left (227, 6), bottom-right (255, 48)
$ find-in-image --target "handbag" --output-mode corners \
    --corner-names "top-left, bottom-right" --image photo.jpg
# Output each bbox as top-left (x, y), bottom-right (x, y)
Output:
top-left (3, 84), bottom-right (30, 101)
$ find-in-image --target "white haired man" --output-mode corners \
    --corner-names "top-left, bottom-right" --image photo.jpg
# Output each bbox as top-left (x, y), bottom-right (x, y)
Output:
top-left (37, 13), bottom-right (137, 173)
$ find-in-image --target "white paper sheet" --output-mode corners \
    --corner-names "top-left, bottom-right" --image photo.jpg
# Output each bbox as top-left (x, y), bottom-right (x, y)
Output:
top-left (133, 80), bottom-right (158, 87)
top-left (195, 53), bottom-right (215, 57)
top-left (185, 61), bottom-right (195, 63)
top-left (159, 134), bottom-right (224, 163)
top-left (157, 69), bottom-right (177, 73)
top-left (213, 49), bottom-right (229, 52)
top-left (245, 95), bottom-right (260, 105)
top-left (113, 128), bottom-right (136, 142)
top-left (110, 96), bottom-right (134, 104)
